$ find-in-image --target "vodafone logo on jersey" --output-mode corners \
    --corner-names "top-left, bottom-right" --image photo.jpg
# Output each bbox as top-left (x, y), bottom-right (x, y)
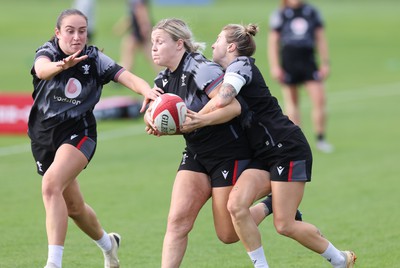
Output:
top-left (65, 78), bottom-right (82, 99)
top-left (290, 17), bottom-right (308, 36)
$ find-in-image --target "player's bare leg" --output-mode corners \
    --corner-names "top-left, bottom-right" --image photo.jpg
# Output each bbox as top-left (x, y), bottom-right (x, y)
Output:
top-left (304, 81), bottom-right (326, 137)
top-left (271, 181), bottom-right (353, 267)
top-left (42, 144), bottom-right (87, 246)
top-left (161, 171), bottom-right (211, 268)
top-left (281, 84), bottom-right (300, 125)
top-left (228, 169), bottom-right (271, 267)
top-left (41, 144), bottom-right (88, 267)
top-left (63, 179), bottom-right (104, 239)
top-left (304, 80), bottom-right (333, 153)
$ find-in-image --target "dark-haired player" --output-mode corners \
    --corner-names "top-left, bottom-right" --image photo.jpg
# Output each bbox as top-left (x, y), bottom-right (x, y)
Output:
top-left (29, 8), bottom-right (160, 268)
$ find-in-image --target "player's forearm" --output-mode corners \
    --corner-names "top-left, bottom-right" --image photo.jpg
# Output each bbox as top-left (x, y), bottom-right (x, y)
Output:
top-left (34, 59), bottom-right (64, 80)
top-left (267, 31), bottom-right (281, 68)
top-left (117, 70), bottom-right (152, 95)
top-left (200, 99), bottom-right (241, 125)
top-left (316, 28), bottom-right (330, 66)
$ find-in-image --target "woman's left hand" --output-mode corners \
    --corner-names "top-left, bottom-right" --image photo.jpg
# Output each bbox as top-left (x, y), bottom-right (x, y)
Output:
top-left (180, 110), bottom-right (206, 133)
top-left (140, 87), bottom-right (163, 113)
top-left (56, 49), bottom-right (88, 70)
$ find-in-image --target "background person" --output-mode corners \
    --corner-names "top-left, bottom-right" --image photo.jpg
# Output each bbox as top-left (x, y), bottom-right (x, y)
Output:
top-left (268, 0), bottom-right (333, 153)
top-left (29, 9), bottom-right (160, 268)
top-left (72, 0), bottom-right (96, 43)
top-left (113, 0), bottom-right (159, 74)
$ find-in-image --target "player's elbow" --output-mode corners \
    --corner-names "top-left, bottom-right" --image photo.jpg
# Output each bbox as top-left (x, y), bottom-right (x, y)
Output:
top-left (35, 69), bottom-right (55, 81)
top-left (214, 97), bottom-right (232, 109)
top-left (34, 70), bottom-right (46, 80)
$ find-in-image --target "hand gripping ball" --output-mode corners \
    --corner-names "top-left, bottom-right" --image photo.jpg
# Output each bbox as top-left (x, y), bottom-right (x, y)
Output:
top-left (150, 93), bottom-right (187, 135)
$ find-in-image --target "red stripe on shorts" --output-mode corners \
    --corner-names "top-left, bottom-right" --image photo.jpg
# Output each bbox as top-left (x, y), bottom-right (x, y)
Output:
top-left (77, 136), bottom-right (88, 149)
top-left (288, 161), bottom-right (294, 182)
top-left (232, 160), bottom-right (239, 185)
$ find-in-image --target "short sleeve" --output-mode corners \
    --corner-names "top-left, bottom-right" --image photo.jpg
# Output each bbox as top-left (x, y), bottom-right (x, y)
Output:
top-left (269, 9), bottom-right (283, 30)
top-left (313, 6), bottom-right (324, 28)
top-left (225, 57), bottom-right (252, 86)
top-left (96, 50), bottom-right (124, 85)
top-left (193, 60), bottom-right (224, 95)
top-left (34, 41), bottom-right (58, 62)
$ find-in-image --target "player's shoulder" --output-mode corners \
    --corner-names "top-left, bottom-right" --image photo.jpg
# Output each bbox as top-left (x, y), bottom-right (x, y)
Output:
top-left (228, 56), bottom-right (253, 70)
top-left (187, 52), bottom-right (214, 67)
top-left (35, 39), bottom-right (60, 60)
top-left (302, 3), bottom-right (320, 16)
top-left (226, 56), bottom-right (254, 83)
top-left (303, 3), bottom-right (319, 11)
top-left (270, 8), bottom-right (285, 28)
top-left (37, 39), bottom-right (56, 51)
top-left (302, 4), bottom-right (324, 25)
top-left (186, 52), bottom-right (223, 74)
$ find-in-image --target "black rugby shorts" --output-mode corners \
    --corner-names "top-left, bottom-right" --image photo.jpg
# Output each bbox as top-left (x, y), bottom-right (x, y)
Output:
top-left (31, 115), bottom-right (97, 176)
top-left (282, 47), bottom-right (320, 85)
top-left (257, 130), bottom-right (313, 182)
top-left (177, 149), bottom-right (253, 187)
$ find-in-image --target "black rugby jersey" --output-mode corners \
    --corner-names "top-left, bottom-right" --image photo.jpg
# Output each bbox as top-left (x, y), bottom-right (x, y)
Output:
top-left (29, 38), bottom-right (124, 142)
top-left (269, 3), bottom-right (323, 49)
top-left (154, 52), bottom-right (248, 155)
top-left (225, 56), bottom-right (300, 153)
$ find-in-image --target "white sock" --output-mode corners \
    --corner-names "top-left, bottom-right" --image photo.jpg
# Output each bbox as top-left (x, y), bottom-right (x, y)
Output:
top-left (94, 230), bottom-right (112, 252)
top-left (248, 246), bottom-right (269, 268)
top-left (321, 242), bottom-right (345, 267)
top-left (47, 245), bottom-right (64, 268)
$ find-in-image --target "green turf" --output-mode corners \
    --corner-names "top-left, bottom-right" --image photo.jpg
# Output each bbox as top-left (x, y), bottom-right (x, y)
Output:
top-left (1, 0), bottom-right (400, 267)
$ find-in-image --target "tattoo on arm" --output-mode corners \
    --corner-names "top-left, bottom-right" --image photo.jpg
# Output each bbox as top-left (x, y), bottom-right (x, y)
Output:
top-left (210, 83), bottom-right (236, 112)
top-left (219, 83), bottom-right (237, 99)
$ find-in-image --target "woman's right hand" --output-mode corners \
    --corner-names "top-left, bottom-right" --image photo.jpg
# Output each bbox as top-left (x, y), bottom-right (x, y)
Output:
top-left (144, 103), bottom-right (162, 136)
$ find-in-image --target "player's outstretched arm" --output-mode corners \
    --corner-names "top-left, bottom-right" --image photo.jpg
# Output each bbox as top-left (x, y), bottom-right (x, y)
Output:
top-left (117, 72), bottom-right (163, 112)
top-left (35, 49), bottom-right (88, 80)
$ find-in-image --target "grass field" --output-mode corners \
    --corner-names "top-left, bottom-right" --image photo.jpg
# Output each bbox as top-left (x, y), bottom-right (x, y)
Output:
top-left (1, 0), bottom-right (400, 267)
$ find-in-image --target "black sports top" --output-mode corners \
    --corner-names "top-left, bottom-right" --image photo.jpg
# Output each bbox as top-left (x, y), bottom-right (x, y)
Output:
top-left (225, 56), bottom-right (300, 153)
top-left (29, 38), bottom-right (124, 143)
top-left (154, 52), bottom-right (248, 155)
top-left (270, 3), bottom-right (324, 49)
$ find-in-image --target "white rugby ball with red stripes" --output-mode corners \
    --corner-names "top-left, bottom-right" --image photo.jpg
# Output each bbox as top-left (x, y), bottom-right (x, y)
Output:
top-left (151, 93), bottom-right (187, 135)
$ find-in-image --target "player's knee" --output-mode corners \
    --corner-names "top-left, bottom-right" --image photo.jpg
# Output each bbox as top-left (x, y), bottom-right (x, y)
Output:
top-left (66, 200), bottom-right (85, 219)
top-left (273, 219), bottom-right (295, 237)
top-left (41, 185), bottom-right (59, 200)
top-left (227, 199), bottom-right (246, 220)
top-left (166, 214), bottom-right (194, 236)
top-left (41, 176), bottom-right (62, 201)
top-left (217, 232), bottom-right (239, 244)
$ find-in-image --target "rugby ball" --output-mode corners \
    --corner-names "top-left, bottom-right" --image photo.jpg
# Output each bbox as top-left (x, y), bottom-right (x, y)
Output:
top-left (150, 93), bottom-right (187, 135)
